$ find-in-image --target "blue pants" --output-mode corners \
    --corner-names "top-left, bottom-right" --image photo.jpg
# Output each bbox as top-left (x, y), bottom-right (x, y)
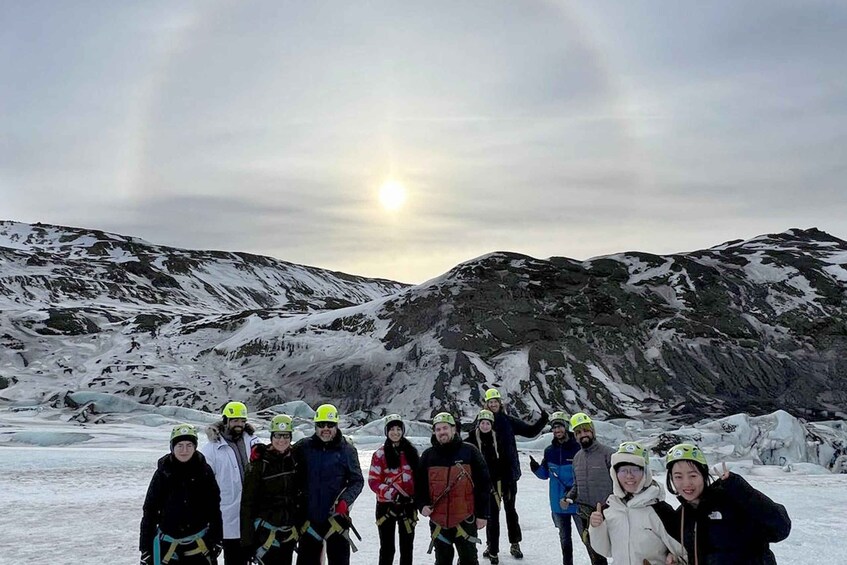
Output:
top-left (551, 512), bottom-right (579, 565)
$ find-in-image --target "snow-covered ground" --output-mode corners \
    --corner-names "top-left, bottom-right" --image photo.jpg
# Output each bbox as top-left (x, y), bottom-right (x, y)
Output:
top-left (2, 415), bottom-right (845, 564)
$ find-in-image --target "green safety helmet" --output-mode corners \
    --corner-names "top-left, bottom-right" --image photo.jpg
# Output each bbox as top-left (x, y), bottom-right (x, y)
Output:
top-left (665, 443), bottom-right (708, 468)
top-left (314, 403), bottom-right (340, 423)
top-left (384, 414), bottom-right (405, 436)
top-left (170, 423), bottom-right (198, 449)
top-left (570, 412), bottom-right (593, 430)
top-left (222, 401), bottom-right (248, 420)
top-left (432, 412), bottom-right (456, 426)
top-left (477, 409), bottom-right (495, 423)
top-left (550, 411), bottom-right (569, 428)
top-left (613, 441), bottom-right (651, 468)
top-left (483, 388), bottom-right (502, 402)
top-left (270, 414), bottom-right (294, 434)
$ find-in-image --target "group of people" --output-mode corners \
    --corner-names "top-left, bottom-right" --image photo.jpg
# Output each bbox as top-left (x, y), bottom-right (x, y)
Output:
top-left (139, 390), bottom-right (792, 565)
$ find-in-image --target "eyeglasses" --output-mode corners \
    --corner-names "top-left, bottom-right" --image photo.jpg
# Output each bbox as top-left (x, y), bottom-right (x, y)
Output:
top-left (316, 422), bottom-right (337, 429)
top-left (616, 466), bottom-right (645, 477)
top-left (271, 433), bottom-right (292, 440)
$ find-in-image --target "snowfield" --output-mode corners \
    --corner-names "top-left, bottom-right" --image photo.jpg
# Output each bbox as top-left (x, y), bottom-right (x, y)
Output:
top-left (2, 416), bottom-right (846, 564)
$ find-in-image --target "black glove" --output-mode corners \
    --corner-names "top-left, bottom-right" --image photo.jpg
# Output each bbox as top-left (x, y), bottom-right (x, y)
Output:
top-left (209, 544), bottom-right (222, 559)
top-left (529, 455), bottom-right (540, 473)
top-left (331, 513), bottom-right (352, 530)
top-left (539, 411), bottom-right (549, 425)
top-left (140, 551), bottom-right (153, 565)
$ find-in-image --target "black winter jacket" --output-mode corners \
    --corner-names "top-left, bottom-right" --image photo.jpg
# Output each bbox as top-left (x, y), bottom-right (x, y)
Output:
top-left (465, 429), bottom-right (507, 483)
top-left (491, 410), bottom-right (548, 483)
top-left (240, 443), bottom-right (308, 545)
top-left (139, 452), bottom-right (223, 553)
top-left (669, 473), bottom-right (791, 565)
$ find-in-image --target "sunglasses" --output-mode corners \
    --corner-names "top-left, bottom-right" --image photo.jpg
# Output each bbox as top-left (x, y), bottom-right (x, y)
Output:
top-left (616, 466), bottom-right (644, 476)
top-left (316, 422), bottom-right (337, 429)
top-left (271, 432), bottom-right (292, 440)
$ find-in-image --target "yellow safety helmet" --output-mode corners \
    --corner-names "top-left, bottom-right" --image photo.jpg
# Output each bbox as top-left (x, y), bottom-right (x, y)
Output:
top-left (314, 403), bottom-right (340, 424)
top-left (222, 401), bottom-right (248, 420)
top-left (569, 412), bottom-right (593, 431)
top-left (614, 441), bottom-right (651, 468)
top-left (477, 409), bottom-right (495, 423)
top-left (665, 443), bottom-right (708, 468)
top-left (432, 412), bottom-right (456, 426)
top-left (483, 389), bottom-right (502, 402)
top-left (270, 414), bottom-right (294, 434)
top-left (170, 423), bottom-right (198, 446)
top-left (550, 411), bottom-right (569, 428)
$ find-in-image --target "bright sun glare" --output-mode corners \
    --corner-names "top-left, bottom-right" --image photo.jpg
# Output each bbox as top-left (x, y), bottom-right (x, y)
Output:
top-left (378, 180), bottom-right (407, 212)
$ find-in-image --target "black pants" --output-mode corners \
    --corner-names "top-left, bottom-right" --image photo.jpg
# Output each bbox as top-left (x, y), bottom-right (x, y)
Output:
top-left (376, 502), bottom-right (415, 565)
top-left (574, 515), bottom-right (608, 565)
top-left (484, 491), bottom-right (501, 556)
top-left (502, 481), bottom-right (522, 544)
top-left (222, 539), bottom-right (250, 565)
top-left (431, 518), bottom-right (480, 565)
top-left (296, 521), bottom-right (350, 565)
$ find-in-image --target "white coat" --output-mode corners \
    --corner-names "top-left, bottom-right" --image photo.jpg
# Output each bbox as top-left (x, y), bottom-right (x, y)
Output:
top-left (589, 462), bottom-right (687, 565)
top-left (201, 423), bottom-right (259, 540)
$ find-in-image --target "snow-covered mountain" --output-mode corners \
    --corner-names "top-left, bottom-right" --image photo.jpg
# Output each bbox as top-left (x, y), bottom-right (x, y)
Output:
top-left (1, 220), bottom-right (846, 423)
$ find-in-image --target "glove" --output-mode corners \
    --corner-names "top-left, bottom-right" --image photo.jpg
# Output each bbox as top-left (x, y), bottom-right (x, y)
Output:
top-left (331, 512), bottom-right (352, 530)
top-left (334, 499), bottom-right (349, 516)
top-left (140, 551), bottom-right (153, 565)
top-left (529, 455), bottom-right (540, 473)
top-left (559, 497), bottom-right (572, 511)
top-left (209, 544), bottom-right (222, 559)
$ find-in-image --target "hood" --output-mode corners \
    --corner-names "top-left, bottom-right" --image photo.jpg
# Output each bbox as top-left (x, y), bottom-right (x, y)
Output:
top-left (610, 451), bottom-right (651, 497)
top-left (206, 419), bottom-right (256, 442)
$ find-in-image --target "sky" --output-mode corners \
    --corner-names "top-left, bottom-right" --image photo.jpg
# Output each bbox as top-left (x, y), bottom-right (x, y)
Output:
top-left (2, 1), bottom-right (846, 283)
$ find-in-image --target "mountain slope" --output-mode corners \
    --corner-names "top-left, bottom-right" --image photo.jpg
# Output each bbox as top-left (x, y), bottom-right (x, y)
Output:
top-left (1, 221), bottom-right (845, 422)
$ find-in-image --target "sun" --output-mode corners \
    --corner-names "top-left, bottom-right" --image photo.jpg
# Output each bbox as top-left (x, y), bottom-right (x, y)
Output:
top-left (378, 180), bottom-right (407, 212)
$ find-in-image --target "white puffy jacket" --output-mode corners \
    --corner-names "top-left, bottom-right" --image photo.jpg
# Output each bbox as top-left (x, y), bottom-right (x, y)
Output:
top-left (589, 462), bottom-right (687, 565)
top-left (201, 423), bottom-right (259, 540)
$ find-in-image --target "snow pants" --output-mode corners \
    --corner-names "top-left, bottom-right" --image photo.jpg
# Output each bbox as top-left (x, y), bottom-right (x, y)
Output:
top-left (430, 518), bottom-right (480, 565)
top-left (376, 502), bottom-right (415, 565)
top-left (551, 512), bottom-right (579, 565)
top-left (502, 481), bottom-right (522, 544)
top-left (296, 521), bottom-right (351, 565)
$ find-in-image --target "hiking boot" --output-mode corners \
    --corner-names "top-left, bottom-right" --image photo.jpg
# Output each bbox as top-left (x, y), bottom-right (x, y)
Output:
top-left (483, 547), bottom-right (490, 558)
top-left (510, 543), bottom-right (524, 559)
top-left (489, 555), bottom-right (499, 564)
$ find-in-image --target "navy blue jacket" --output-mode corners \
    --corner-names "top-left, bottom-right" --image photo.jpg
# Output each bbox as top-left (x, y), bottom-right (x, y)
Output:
top-left (295, 433), bottom-right (364, 525)
top-left (669, 473), bottom-right (791, 565)
top-left (492, 410), bottom-right (548, 483)
top-left (533, 435), bottom-right (580, 515)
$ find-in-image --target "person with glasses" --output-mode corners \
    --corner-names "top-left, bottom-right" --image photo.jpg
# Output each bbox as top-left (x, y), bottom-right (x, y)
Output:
top-left (240, 414), bottom-right (307, 565)
top-left (560, 413), bottom-right (614, 565)
top-left (528, 411), bottom-right (581, 565)
top-left (202, 402), bottom-right (260, 565)
top-left (587, 442), bottom-right (686, 565)
top-left (664, 443), bottom-right (791, 565)
top-left (294, 404), bottom-right (364, 565)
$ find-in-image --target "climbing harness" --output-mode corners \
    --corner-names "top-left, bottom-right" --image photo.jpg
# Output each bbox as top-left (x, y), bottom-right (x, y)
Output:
top-left (252, 519), bottom-right (299, 561)
top-left (153, 527), bottom-right (210, 565)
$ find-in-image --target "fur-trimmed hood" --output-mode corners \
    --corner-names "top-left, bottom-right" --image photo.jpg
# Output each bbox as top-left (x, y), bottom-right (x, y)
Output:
top-left (206, 419), bottom-right (256, 442)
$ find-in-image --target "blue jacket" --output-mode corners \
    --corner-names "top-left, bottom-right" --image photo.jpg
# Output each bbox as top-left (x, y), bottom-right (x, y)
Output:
top-left (295, 433), bottom-right (364, 525)
top-left (533, 435), bottom-right (580, 515)
top-left (492, 410), bottom-right (548, 483)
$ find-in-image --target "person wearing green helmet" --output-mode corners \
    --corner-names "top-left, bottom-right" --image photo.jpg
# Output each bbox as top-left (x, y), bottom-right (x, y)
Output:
top-left (465, 409), bottom-right (506, 564)
top-left (587, 442), bottom-right (686, 565)
top-left (481, 388), bottom-right (548, 560)
top-left (416, 411), bottom-right (491, 565)
top-left (140, 424), bottom-right (223, 565)
top-left (561, 412), bottom-right (614, 565)
top-left (294, 403), bottom-right (364, 565)
top-left (202, 401), bottom-right (260, 565)
top-left (240, 415), bottom-right (307, 565)
top-left (367, 414), bottom-right (420, 565)
top-left (528, 411), bottom-right (581, 565)
top-left (664, 443), bottom-right (791, 565)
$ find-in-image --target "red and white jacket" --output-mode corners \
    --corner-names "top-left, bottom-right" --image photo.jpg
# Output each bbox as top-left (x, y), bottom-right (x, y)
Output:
top-left (368, 446), bottom-right (415, 503)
